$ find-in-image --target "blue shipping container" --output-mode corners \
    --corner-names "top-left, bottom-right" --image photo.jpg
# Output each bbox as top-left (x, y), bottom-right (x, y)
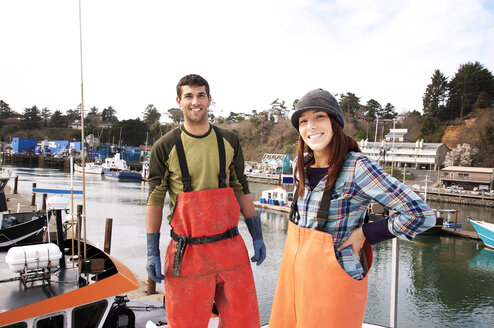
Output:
top-left (12, 138), bottom-right (37, 154)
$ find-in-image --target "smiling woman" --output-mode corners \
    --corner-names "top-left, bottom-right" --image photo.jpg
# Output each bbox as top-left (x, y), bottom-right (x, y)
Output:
top-left (269, 88), bottom-right (435, 328)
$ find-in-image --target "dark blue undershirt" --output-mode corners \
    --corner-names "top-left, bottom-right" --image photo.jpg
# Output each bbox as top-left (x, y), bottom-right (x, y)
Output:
top-left (307, 167), bottom-right (329, 189)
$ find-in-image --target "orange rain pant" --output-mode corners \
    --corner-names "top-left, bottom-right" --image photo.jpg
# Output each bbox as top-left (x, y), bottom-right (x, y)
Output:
top-left (163, 187), bottom-right (260, 328)
top-left (269, 221), bottom-right (373, 328)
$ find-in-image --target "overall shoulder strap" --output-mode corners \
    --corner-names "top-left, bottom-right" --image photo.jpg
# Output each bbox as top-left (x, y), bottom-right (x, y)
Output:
top-left (212, 125), bottom-right (227, 188)
top-left (289, 184), bottom-right (299, 223)
top-left (173, 127), bottom-right (192, 192)
top-left (315, 186), bottom-right (334, 231)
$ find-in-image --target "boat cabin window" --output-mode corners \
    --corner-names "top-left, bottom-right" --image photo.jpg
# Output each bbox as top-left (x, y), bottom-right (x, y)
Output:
top-left (2, 323), bottom-right (27, 328)
top-left (72, 300), bottom-right (108, 328)
top-left (35, 314), bottom-right (64, 328)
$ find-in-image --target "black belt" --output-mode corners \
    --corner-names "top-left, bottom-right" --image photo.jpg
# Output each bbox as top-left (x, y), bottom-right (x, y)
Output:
top-left (170, 227), bottom-right (239, 276)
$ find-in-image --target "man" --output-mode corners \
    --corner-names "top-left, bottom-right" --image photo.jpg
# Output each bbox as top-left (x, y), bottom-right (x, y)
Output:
top-left (146, 74), bottom-right (266, 327)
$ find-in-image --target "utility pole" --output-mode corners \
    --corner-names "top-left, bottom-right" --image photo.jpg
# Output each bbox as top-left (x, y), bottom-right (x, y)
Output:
top-left (403, 164), bottom-right (407, 185)
top-left (391, 118), bottom-right (396, 176)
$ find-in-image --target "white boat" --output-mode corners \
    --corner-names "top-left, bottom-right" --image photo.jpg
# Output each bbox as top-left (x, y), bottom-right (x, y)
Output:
top-left (103, 153), bottom-right (142, 181)
top-left (141, 161), bottom-right (150, 181)
top-left (0, 168), bottom-right (13, 212)
top-left (469, 218), bottom-right (494, 250)
top-left (74, 161), bottom-right (103, 175)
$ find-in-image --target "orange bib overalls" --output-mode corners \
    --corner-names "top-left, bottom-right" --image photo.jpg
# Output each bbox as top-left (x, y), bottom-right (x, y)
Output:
top-left (269, 186), bottom-right (373, 328)
top-left (163, 127), bottom-right (260, 328)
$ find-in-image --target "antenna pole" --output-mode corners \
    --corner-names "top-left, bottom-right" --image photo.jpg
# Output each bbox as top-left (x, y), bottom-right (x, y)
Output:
top-left (78, 0), bottom-right (87, 260)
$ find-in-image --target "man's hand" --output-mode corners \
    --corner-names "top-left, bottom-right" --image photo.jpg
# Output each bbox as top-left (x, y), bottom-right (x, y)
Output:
top-left (245, 215), bottom-right (266, 265)
top-left (146, 232), bottom-right (165, 283)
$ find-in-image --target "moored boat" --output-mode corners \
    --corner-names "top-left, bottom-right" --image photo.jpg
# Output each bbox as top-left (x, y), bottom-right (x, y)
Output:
top-left (0, 196), bottom-right (140, 327)
top-left (103, 153), bottom-right (142, 182)
top-left (74, 161), bottom-right (104, 175)
top-left (0, 211), bottom-right (48, 248)
top-left (469, 218), bottom-right (494, 249)
top-left (0, 168), bottom-right (13, 212)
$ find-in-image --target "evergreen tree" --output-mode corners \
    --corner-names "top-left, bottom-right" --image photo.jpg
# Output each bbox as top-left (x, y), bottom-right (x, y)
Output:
top-left (66, 108), bottom-right (81, 123)
top-left (270, 98), bottom-right (287, 119)
top-left (339, 92), bottom-right (361, 118)
top-left (423, 69), bottom-right (448, 119)
top-left (365, 99), bottom-right (381, 122)
top-left (447, 61), bottom-right (494, 120)
top-left (41, 107), bottom-right (51, 127)
top-left (143, 104), bottom-right (161, 125)
top-left (49, 110), bottom-right (67, 128)
top-left (101, 106), bottom-right (117, 123)
top-left (0, 100), bottom-right (14, 119)
top-left (23, 105), bottom-right (42, 130)
top-left (379, 103), bottom-right (398, 119)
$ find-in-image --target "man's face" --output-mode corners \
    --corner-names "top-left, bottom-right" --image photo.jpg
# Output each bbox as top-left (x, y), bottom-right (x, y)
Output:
top-left (176, 85), bottom-right (211, 125)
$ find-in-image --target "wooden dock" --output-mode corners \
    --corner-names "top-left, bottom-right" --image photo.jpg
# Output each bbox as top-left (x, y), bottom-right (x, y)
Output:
top-left (441, 227), bottom-right (481, 240)
top-left (2, 188), bottom-right (38, 213)
top-left (254, 201), bottom-right (291, 213)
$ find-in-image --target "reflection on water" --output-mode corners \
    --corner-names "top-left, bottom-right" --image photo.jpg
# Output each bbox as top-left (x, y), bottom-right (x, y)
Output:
top-left (470, 248), bottom-right (494, 271)
top-left (3, 166), bottom-right (494, 327)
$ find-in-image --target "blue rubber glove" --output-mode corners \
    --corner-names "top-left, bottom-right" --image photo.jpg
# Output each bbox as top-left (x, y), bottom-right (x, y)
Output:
top-left (146, 232), bottom-right (165, 283)
top-left (245, 215), bottom-right (266, 265)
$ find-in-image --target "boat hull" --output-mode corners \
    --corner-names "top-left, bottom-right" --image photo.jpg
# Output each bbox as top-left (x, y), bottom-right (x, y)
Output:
top-left (0, 212), bottom-right (47, 248)
top-left (74, 163), bottom-right (103, 175)
top-left (103, 168), bottom-right (142, 182)
top-left (469, 219), bottom-right (494, 249)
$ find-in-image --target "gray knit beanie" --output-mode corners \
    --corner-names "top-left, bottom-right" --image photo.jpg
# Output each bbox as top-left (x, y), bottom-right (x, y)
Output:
top-left (291, 88), bottom-right (344, 130)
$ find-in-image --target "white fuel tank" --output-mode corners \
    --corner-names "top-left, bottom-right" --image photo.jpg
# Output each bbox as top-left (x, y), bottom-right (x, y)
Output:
top-left (5, 243), bottom-right (62, 273)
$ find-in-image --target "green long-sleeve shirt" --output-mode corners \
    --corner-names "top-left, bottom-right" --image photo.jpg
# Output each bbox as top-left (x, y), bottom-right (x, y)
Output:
top-left (147, 124), bottom-right (250, 220)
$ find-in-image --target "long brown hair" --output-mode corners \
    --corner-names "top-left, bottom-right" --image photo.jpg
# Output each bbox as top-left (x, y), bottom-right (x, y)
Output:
top-left (294, 117), bottom-right (361, 197)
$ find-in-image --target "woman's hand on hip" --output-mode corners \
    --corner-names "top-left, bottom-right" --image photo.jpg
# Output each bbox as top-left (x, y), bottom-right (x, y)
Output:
top-left (337, 226), bottom-right (366, 257)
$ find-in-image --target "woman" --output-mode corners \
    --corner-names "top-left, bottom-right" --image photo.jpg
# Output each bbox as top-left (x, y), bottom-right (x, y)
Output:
top-left (269, 89), bottom-right (435, 328)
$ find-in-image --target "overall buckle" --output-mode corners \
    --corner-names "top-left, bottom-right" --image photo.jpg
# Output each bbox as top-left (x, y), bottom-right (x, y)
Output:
top-left (172, 235), bottom-right (187, 276)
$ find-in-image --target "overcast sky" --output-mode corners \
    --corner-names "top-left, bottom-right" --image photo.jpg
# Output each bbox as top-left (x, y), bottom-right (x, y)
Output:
top-left (1, 0), bottom-right (493, 121)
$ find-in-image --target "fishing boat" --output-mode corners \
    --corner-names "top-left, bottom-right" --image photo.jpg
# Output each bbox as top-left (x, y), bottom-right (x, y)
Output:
top-left (469, 218), bottom-right (494, 249)
top-left (367, 204), bottom-right (447, 235)
top-left (0, 168), bottom-right (13, 212)
top-left (0, 211), bottom-right (48, 248)
top-left (0, 195), bottom-right (141, 327)
top-left (102, 153), bottom-right (142, 182)
top-left (74, 161), bottom-right (104, 175)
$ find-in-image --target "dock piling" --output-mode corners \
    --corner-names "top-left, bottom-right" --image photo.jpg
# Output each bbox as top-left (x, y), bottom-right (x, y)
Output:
top-left (104, 218), bottom-right (113, 254)
top-left (31, 183), bottom-right (37, 206)
top-left (147, 277), bottom-right (157, 295)
top-left (42, 194), bottom-right (47, 211)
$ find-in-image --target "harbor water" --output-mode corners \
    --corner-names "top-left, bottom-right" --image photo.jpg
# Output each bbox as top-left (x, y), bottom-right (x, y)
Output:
top-left (3, 166), bottom-right (494, 327)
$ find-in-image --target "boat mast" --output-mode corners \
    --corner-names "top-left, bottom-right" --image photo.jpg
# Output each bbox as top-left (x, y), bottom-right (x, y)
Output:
top-left (78, 0), bottom-right (88, 261)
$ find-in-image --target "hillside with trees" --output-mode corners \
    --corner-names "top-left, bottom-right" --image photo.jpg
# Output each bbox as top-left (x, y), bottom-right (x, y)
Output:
top-left (1, 61), bottom-right (494, 166)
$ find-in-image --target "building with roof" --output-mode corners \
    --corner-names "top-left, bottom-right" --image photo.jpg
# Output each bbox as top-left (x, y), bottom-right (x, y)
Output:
top-left (440, 166), bottom-right (494, 191)
top-left (385, 129), bottom-right (411, 142)
top-left (261, 154), bottom-right (292, 174)
top-left (358, 139), bottom-right (449, 171)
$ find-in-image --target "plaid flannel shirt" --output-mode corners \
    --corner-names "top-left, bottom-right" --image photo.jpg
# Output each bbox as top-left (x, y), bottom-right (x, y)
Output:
top-left (294, 152), bottom-right (435, 279)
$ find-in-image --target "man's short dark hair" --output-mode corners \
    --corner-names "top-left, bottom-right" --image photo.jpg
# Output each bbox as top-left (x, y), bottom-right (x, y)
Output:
top-left (176, 74), bottom-right (210, 98)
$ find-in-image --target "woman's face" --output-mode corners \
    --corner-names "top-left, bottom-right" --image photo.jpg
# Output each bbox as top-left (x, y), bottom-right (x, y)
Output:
top-left (298, 110), bottom-right (333, 153)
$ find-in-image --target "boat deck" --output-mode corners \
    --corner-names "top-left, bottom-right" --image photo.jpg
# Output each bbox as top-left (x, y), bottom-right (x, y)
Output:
top-left (0, 249), bottom-right (79, 313)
